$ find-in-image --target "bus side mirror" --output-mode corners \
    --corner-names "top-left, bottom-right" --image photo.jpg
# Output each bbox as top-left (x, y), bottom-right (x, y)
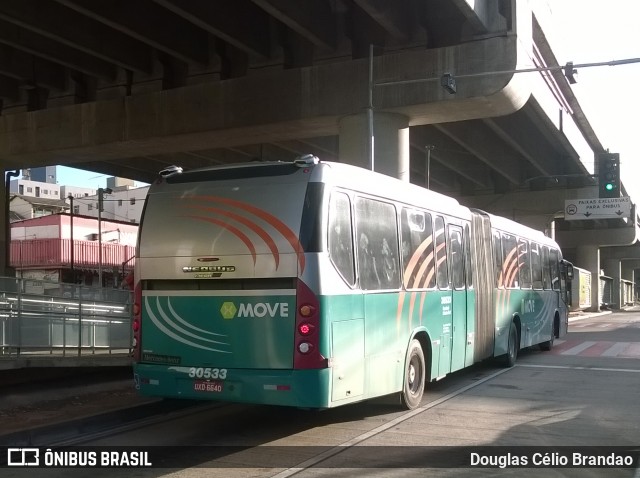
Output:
top-left (564, 262), bottom-right (574, 280)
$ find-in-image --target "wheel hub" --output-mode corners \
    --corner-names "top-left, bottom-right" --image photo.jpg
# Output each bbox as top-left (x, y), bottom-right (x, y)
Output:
top-left (408, 363), bottom-right (416, 385)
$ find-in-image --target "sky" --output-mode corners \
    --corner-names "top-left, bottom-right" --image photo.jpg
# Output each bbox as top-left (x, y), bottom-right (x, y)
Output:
top-left (55, 165), bottom-right (147, 190)
top-left (55, 166), bottom-right (112, 189)
top-left (51, 1), bottom-right (640, 201)
top-left (544, 0), bottom-right (640, 200)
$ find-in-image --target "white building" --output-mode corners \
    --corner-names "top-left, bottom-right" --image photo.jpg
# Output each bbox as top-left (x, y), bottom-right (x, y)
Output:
top-left (74, 185), bottom-right (149, 224)
top-left (9, 195), bottom-right (69, 221)
top-left (10, 172), bottom-right (96, 202)
top-left (9, 178), bottom-right (61, 200)
top-left (9, 169), bottom-right (147, 224)
top-left (61, 185), bottom-right (97, 202)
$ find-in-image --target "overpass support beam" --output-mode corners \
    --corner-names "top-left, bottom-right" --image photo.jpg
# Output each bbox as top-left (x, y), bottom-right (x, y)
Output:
top-left (576, 245), bottom-right (600, 313)
top-left (621, 262), bottom-right (635, 284)
top-left (621, 261), bottom-right (637, 306)
top-left (602, 258), bottom-right (621, 309)
top-left (338, 112), bottom-right (410, 181)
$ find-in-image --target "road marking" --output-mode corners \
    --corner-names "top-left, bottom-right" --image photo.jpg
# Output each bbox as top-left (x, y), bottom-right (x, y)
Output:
top-left (602, 342), bottom-right (630, 357)
top-left (550, 340), bottom-right (640, 358)
top-left (271, 367), bottom-right (512, 477)
top-left (560, 341), bottom-right (597, 355)
top-left (518, 363), bottom-right (640, 373)
top-left (622, 342), bottom-right (640, 358)
top-left (580, 341), bottom-right (615, 357)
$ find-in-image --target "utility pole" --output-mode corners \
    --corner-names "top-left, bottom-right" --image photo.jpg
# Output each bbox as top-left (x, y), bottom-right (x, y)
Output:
top-left (68, 194), bottom-right (74, 282)
top-left (425, 145), bottom-right (434, 189)
top-left (97, 187), bottom-right (112, 287)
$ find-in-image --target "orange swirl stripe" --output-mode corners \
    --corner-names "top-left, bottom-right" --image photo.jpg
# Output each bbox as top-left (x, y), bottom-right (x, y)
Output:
top-left (192, 196), bottom-right (306, 273)
top-left (500, 248), bottom-right (519, 320)
top-left (396, 235), bottom-right (434, 330)
top-left (184, 215), bottom-right (257, 265)
top-left (185, 204), bottom-right (281, 269)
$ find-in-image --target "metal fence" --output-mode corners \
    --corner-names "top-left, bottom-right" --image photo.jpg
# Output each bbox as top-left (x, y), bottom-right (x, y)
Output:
top-left (0, 276), bottom-right (133, 357)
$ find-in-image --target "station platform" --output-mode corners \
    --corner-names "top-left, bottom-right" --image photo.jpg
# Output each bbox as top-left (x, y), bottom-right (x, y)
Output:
top-left (569, 304), bottom-right (640, 322)
top-left (2, 307), bottom-right (637, 371)
top-left (0, 351), bottom-right (132, 371)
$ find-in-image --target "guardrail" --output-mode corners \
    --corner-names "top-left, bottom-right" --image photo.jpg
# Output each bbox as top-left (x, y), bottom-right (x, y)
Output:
top-left (0, 276), bottom-right (132, 357)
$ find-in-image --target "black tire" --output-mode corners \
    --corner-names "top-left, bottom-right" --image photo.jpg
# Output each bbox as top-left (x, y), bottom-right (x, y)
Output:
top-left (539, 318), bottom-right (556, 351)
top-left (503, 322), bottom-right (519, 367)
top-left (401, 339), bottom-right (426, 410)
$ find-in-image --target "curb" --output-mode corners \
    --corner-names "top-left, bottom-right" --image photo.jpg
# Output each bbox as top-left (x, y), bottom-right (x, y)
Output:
top-left (568, 310), bottom-right (612, 322)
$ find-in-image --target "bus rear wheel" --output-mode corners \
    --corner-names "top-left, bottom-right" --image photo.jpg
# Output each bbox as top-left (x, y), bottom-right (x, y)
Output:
top-left (401, 339), bottom-right (425, 410)
top-left (503, 322), bottom-right (519, 367)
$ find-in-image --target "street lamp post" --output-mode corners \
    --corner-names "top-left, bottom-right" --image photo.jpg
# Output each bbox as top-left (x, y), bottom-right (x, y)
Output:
top-left (97, 187), bottom-right (112, 287)
top-left (68, 194), bottom-right (74, 281)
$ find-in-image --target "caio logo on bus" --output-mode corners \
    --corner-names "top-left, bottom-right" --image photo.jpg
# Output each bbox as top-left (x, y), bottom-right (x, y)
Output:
top-left (220, 301), bottom-right (289, 319)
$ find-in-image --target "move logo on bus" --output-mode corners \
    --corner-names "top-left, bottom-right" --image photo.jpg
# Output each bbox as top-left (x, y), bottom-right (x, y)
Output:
top-left (220, 301), bottom-right (289, 319)
top-left (522, 299), bottom-right (536, 314)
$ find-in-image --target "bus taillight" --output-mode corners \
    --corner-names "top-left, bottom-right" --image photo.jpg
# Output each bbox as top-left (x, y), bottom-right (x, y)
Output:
top-left (132, 281), bottom-right (142, 361)
top-left (294, 280), bottom-right (327, 369)
top-left (299, 305), bottom-right (315, 317)
top-left (298, 323), bottom-right (315, 335)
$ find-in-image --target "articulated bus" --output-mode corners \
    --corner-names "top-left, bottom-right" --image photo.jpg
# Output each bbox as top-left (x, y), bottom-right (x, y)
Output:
top-left (132, 155), bottom-right (573, 409)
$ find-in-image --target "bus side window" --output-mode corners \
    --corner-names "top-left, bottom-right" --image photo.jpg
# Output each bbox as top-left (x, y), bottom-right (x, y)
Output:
top-left (541, 246), bottom-right (551, 290)
top-left (328, 192), bottom-right (355, 285)
top-left (448, 225), bottom-right (464, 290)
top-left (518, 239), bottom-right (531, 289)
top-left (493, 230), bottom-right (503, 288)
top-left (435, 216), bottom-right (449, 289)
top-left (464, 223), bottom-right (473, 289)
top-left (502, 233), bottom-right (519, 288)
top-left (531, 242), bottom-right (543, 290)
top-left (400, 208), bottom-right (435, 290)
top-left (549, 249), bottom-right (560, 290)
top-left (355, 197), bottom-right (400, 290)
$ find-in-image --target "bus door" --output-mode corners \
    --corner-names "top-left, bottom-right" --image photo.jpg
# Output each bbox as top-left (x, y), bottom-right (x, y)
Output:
top-left (329, 191), bottom-right (365, 403)
top-left (434, 216), bottom-right (453, 377)
top-left (559, 259), bottom-right (574, 336)
top-left (447, 224), bottom-right (468, 373)
top-left (354, 196), bottom-right (402, 399)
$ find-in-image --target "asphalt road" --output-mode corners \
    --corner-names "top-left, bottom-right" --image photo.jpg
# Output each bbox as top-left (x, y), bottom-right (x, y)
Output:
top-left (4, 309), bottom-right (640, 477)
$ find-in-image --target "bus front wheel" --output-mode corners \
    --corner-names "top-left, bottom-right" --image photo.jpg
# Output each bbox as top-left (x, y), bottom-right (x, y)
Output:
top-left (539, 318), bottom-right (557, 351)
top-left (401, 339), bottom-right (426, 410)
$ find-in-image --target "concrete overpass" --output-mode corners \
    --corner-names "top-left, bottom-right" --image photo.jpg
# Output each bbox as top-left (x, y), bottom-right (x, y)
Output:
top-left (0, 0), bottom-right (637, 310)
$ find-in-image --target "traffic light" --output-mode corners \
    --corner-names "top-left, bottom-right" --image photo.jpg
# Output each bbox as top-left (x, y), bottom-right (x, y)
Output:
top-left (598, 153), bottom-right (620, 198)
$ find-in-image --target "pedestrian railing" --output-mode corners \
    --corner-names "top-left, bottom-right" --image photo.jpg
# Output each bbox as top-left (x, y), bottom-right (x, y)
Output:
top-left (0, 276), bottom-right (132, 357)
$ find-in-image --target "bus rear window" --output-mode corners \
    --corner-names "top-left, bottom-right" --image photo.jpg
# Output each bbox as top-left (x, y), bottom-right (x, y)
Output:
top-left (328, 192), bottom-right (355, 285)
top-left (165, 163), bottom-right (302, 183)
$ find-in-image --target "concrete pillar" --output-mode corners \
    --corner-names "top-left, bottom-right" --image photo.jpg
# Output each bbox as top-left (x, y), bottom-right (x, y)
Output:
top-left (602, 258), bottom-right (621, 309)
top-left (622, 260), bottom-right (639, 306)
top-left (576, 245), bottom-right (600, 312)
top-left (0, 174), bottom-right (6, 275)
top-left (338, 112), bottom-right (410, 181)
top-left (622, 263), bottom-right (632, 306)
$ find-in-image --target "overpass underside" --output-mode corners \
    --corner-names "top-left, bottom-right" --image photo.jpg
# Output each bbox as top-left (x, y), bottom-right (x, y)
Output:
top-left (1, 0), bottom-right (634, 303)
top-left (0, 0), bottom-right (590, 191)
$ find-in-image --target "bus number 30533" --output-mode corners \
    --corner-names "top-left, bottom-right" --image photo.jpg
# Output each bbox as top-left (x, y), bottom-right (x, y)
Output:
top-left (188, 367), bottom-right (228, 379)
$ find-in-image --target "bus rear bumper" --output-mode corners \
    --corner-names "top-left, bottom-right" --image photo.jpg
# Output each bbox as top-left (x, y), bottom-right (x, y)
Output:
top-left (133, 363), bottom-right (332, 409)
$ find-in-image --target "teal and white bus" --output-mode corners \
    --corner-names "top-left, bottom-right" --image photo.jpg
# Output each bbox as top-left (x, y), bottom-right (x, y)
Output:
top-left (132, 155), bottom-right (572, 409)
